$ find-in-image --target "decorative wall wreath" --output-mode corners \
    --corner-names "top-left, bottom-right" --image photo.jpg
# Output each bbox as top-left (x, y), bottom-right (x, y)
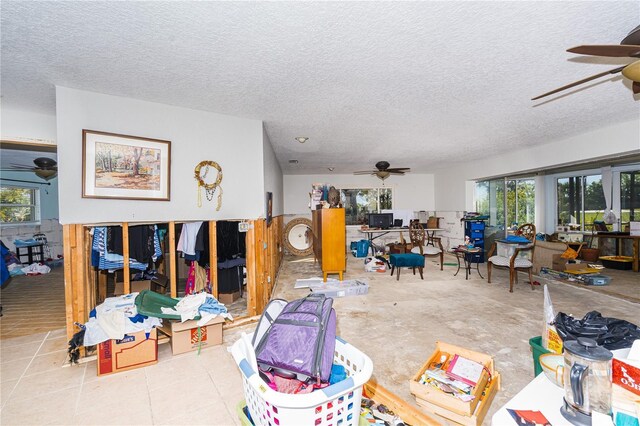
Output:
top-left (194, 160), bottom-right (223, 210)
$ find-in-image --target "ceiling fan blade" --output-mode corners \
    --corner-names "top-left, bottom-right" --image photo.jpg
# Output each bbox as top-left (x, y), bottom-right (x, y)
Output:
top-left (9, 164), bottom-right (35, 169)
top-left (621, 24), bottom-right (640, 45)
top-left (0, 169), bottom-right (37, 172)
top-left (386, 168), bottom-right (410, 172)
top-left (531, 66), bottom-right (626, 100)
top-left (633, 81), bottom-right (640, 95)
top-left (567, 45), bottom-right (640, 57)
top-left (388, 171), bottom-right (406, 175)
top-left (353, 171), bottom-right (376, 175)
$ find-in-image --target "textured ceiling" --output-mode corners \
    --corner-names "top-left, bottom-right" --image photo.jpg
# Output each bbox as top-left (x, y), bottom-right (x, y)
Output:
top-left (1, 1), bottom-right (639, 174)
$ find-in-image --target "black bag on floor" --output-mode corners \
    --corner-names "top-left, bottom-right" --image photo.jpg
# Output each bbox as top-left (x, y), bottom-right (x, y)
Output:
top-left (554, 310), bottom-right (640, 350)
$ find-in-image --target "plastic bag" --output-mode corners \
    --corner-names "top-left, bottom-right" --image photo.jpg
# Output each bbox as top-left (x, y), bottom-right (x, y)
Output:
top-left (542, 285), bottom-right (563, 354)
top-left (554, 310), bottom-right (640, 350)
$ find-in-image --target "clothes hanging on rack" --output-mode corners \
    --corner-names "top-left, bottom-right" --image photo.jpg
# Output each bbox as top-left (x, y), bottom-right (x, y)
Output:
top-left (216, 221), bottom-right (245, 261)
top-left (91, 226), bottom-right (161, 271)
top-left (107, 225), bottom-right (158, 264)
top-left (177, 222), bottom-right (203, 256)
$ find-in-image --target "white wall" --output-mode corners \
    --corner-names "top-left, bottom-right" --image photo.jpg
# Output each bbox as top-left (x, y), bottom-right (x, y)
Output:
top-left (56, 87), bottom-right (265, 224)
top-left (283, 173), bottom-right (435, 215)
top-left (262, 126), bottom-right (284, 217)
top-left (0, 108), bottom-right (57, 143)
top-left (433, 119), bottom-right (640, 223)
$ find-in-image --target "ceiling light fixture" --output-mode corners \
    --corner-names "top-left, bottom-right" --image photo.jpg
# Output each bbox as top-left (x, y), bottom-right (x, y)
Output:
top-left (35, 169), bottom-right (57, 180)
top-left (294, 137), bottom-right (309, 144)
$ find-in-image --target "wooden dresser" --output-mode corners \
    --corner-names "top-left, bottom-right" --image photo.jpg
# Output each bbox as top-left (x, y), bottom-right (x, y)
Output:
top-left (312, 208), bottom-right (346, 281)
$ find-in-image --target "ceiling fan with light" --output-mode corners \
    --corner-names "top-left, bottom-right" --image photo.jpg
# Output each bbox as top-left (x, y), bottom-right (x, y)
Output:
top-left (0, 157), bottom-right (58, 180)
top-left (353, 161), bottom-right (410, 181)
top-left (532, 24), bottom-right (640, 100)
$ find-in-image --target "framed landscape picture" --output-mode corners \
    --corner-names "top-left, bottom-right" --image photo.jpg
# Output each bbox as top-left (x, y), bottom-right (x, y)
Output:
top-left (82, 130), bottom-right (171, 200)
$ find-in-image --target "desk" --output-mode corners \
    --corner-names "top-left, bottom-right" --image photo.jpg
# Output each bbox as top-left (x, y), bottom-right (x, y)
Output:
top-left (451, 248), bottom-right (484, 279)
top-left (358, 228), bottom-right (443, 255)
top-left (358, 228), bottom-right (409, 255)
top-left (15, 243), bottom-right (44, 264)
top-left (596, 233), bottom-right (640, 272)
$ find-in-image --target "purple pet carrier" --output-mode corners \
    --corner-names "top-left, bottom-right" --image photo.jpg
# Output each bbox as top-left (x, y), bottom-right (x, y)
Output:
top-left (254, 294), bottom-right (336, 383)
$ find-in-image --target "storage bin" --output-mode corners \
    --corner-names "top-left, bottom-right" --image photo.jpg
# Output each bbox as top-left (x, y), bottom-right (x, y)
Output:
top-left (599, 256), bottom-right (633, 270)
top-left (231, 335), bottom-right (373, 426)
top-left (410, 341), bottom-right (495, 417)
top-left (496, 241), bottom-right (532, 260)
top-left (529, 336), bottom-right (551, 377)
top-left (583, 274), bottom-right (611, 286)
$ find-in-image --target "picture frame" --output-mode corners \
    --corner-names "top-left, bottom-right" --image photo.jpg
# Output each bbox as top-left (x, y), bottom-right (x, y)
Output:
top-left (266, 192), bottom-right (273, 226)
top-left (82, 130), bottom-right (171, 201)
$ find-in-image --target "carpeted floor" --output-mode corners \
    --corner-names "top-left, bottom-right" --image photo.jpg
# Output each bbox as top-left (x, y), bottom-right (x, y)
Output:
top-left (0, 267), bottom-right (66, 339)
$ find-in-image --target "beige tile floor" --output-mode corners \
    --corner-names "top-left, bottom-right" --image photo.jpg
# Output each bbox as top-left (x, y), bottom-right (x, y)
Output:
top-left (0, 329), bottom-right (246, 425)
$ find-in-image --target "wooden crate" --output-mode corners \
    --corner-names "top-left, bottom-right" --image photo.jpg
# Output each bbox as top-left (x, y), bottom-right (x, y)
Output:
top-left (415, 372), bottom-right (501, 426)
top-left (363, 380), bottom-right (440, 426)
top-left (409, 341), bottom-right (495, 416)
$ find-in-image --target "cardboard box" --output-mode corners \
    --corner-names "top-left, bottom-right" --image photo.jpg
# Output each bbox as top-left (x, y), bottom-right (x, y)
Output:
top-left (165, 316), bottom-right (225, 355)
top-left (114, 274), bottom-right (169, 295)
top-left (564, 262), bottom-right (585, 271)
top-left (613, 355), bottom-right (640, 396)
top-left (552, 254), bottom-right (568, 271)
top-left (218, 291), bottom-right (241, 304)
top-left (410, 341), bottom-right (496, 417)
top-left (414, 372), bottom-right (501, 426)
top-left (97, 329), bottom-right (158, 376)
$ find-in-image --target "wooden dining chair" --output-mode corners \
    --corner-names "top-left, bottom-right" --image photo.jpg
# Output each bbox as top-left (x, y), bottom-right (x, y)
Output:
top-left (409, 222), bottom-right (444, 270)
top-left (487, 223), bottom-right (536, 292)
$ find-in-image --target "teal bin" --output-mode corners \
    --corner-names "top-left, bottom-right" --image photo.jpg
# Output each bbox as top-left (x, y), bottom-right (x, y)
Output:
top-left (529, 336), bottom-right (551, 377)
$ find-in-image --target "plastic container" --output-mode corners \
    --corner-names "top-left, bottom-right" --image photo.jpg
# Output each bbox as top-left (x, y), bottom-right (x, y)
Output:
top-left (599, 256), bottom-right (633, 270)
top-left (529, 336), bottom-right (551, 377)
top-left (311, 280), bottom-right (369, 298)
top-left (231, 335), bottom-right (373, 426)
top-left (583, 274), bottom-right (611, 286)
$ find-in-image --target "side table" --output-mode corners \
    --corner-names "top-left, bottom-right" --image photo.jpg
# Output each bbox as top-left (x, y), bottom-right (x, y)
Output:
top-left (451, 248), bottom-right (485, 280)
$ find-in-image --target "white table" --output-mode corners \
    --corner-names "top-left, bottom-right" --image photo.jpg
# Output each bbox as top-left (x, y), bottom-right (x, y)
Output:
top-left (358, 228), bottom-right (443, 255)
top-left (491, 373), bottom-right (571, 425)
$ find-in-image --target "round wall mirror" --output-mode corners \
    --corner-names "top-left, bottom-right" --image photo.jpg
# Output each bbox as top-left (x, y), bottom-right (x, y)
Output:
top-left (283, 218), bottom-right (313, 256)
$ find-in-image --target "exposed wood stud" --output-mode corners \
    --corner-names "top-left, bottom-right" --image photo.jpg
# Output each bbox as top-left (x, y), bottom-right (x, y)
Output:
top-left (209, 221), bottom-right (217, 296)
top-left (168, 221), bottom-right (177, 298)
top-left (122, 222), bottom-right (130, 294)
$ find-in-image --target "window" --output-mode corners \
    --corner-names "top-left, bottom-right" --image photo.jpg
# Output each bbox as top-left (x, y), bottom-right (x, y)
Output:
top-left (620, 170), bottom-right (640, 223)
top-left (340, 188), bottom-right (393, 225)
top-left (0, 186), bottom-right (40, 224)
top-left (475, 178), bottom-right (535, 227)
top-left (557, 174), bottom-right (605, 230)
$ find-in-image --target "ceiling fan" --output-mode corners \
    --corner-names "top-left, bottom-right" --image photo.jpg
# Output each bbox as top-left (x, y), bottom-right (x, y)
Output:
top-left (532, 24), bottom-right (640, 100)
top-left (353, 161), bottom-right (410, 181)
top-left (0, 157), bottom-right (58, 180)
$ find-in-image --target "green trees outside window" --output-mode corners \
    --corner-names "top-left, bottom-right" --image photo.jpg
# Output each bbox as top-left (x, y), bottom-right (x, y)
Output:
top-left (1, 186), bottom-right (39, 224)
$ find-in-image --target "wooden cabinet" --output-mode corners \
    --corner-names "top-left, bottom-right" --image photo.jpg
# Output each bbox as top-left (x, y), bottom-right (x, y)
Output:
top-left (312, 208), bottom-right (346, 281)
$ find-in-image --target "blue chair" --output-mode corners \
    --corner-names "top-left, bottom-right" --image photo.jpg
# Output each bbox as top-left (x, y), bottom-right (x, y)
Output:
top-left (389, 253), bottom-right (425, 280)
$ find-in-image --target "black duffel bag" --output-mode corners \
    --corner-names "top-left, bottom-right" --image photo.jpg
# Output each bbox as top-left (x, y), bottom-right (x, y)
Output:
top-left (554, 310), bottom-right (640, 350)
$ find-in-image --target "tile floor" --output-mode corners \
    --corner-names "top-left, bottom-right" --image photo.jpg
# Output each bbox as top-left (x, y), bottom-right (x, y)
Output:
top-left (0, 329), bottom-right (245, 425)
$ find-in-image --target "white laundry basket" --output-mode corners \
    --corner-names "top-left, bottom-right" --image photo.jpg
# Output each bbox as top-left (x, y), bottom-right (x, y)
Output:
top-left (230, 334), bottom-right (373, 426)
